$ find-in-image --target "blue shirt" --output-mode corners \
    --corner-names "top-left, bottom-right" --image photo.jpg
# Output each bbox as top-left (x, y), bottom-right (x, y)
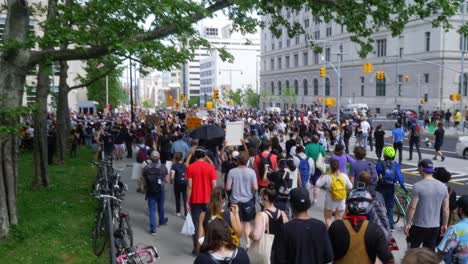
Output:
top-left (437, 218), bottom-right (468, 264)
top-left (171, 140), bottom-right (190, 160)
top-left (392, 128), bottom-right (404, 143)
top-left (376, 160), bottom-right (406, 190)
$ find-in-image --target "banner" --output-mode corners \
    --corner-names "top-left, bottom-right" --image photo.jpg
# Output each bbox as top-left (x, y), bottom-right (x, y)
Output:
top-left (226, 121), bottom-right (244, 146)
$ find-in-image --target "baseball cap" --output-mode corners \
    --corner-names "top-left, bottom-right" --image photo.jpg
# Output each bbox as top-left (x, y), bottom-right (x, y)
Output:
top-left (232, 151), bottom-right (240, 159)
top-left (150, 150), bottom-right (160, 160)
top-left (289, 187), bottom-right (311, 211)
top-left (418, 159), bottom-right (435, 174)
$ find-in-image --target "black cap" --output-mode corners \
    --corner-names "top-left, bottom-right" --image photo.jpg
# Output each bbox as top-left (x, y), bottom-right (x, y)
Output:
top-left (289, 188), bottom-right (311, 212)
top-left (457, 195), bottom-right (468, 214)
top-left (418, 159), bottom-right (435, 174)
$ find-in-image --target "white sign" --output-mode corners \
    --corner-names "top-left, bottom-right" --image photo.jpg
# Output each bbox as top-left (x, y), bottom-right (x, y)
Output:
top-left (226, 121), bottom-right (244, 146)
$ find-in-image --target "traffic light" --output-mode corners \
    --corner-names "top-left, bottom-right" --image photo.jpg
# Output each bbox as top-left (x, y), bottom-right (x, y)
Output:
top-left (363, 63), bottom-right (373, 73)
top-left (317, 97), bottom-right (323, 103)
top-left (405, 73), bottom-right (409, 82)
top-left (451, 93), bottom-right (461, 101)
top-left (420, 99), bottom-right (425, 105)
top-left (325, 97), bottom-right (336, 107)
top-left (213, 88), bottom-right (219, 101)
top-left (376, 71), bottom-right (386, 80)
top-left (179, 92), bottom-right (183, 100)
top-left (320, 67), bottom-right (326, 78)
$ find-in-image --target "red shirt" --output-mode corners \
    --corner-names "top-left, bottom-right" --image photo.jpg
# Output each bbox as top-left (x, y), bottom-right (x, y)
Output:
top-left (186, 160), bottom-right (218, 204)
top-left (254, 151), bottom-right (277, 187)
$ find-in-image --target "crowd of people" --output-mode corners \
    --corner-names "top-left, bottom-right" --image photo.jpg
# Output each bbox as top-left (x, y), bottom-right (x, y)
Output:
top-left (22, 107), bottom-right (468, 263)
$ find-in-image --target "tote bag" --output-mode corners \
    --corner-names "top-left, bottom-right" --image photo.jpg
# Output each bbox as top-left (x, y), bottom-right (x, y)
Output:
top-left (315, 152), bottom-right (326, 173)
top-left (248, 212), bottom-right (274, 264)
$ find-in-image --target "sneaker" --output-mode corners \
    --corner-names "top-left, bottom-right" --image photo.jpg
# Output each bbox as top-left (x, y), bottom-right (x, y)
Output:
top-left (433, 157), bottom-right (437, 160)
top-left (176, 212), bottom-right (182, 217)
top-left (158, 217), bottom-right (169, 227)
top-left (442, 156), bottom-right (446, 161)
top-left (150, 230), bottom-right (157, 236)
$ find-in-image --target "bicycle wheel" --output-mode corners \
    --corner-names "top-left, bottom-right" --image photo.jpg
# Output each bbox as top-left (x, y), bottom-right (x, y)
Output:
top-left (121, 214), bottom-right (134, 248)
top-left (393, 197), bottom-right (400, 225)
top-left (92, 204), bottom-right (108, 256)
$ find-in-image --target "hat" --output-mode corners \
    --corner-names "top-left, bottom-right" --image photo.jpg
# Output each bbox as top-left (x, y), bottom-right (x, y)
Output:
top-left (418, 159), bottom-right (435, 174)
top-left (150, 150), bottom-right (160, 160)
top-left (289, 188), bottom-right (311, 210)
top-left (457, 195), bottom-right (468, 214)
top-left (232, 151), bottom-right (240, 159)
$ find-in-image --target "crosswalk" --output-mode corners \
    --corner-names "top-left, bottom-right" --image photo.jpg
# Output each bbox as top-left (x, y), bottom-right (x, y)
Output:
top-left (401, 167), bottom-right (468, 185)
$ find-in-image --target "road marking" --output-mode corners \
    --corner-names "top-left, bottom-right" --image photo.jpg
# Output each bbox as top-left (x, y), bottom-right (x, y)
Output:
top-left (401, 167), bottom-right (465, 185)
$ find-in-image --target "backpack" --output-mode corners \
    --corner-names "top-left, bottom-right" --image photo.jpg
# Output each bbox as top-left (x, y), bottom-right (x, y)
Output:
top-left (380, 160), bottom-right (396, 185)
top-left (330, 173), bottom-right (347, 201)
top-left (277, 170), bottom-right (292, 199)
top-left (297, 155), bottom-right (310, 187)
top-left (258, 153), bottom-right (273, 181)
top-left (144, 163), bottom-right (164, 194)
top-left (364, 161), bottom-right (379, 187)
top-left (412, 124), bottom-right (421, 137)
top-left (137, 147), bottom-right (148, 163)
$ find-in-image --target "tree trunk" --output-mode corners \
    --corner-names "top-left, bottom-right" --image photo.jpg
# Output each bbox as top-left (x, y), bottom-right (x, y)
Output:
top-left (32, 65), bottom-right (50, 188)
top-left (56, 61), bottom-right (70, 164)
top-left (0, 0), bottom-right (31, 239)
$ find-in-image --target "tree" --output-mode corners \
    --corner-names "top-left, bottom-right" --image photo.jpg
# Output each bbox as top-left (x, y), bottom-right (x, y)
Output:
top-left (225, 88), bottom-right (243, 106)
top-left (0, 0), bottom-right (461, 239)
top-left (244, 88), bottom-right (260, 109)
top-left (188, 96), bottom-right (200, 107)
top-left (84, 59), bottom-right (126, 112)
top-left (281, 86), bottom-right (297, 106)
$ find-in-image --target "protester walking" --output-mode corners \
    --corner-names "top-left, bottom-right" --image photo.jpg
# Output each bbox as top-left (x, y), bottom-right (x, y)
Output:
top-left (433, 122), bottom-right (445, 161)
top-left (170, 152), bottom-right (187, 217)
top-left (392, 122), bottom-right (404, 164)
top-left (408, 119), bottom-right (422, 161)
top-left (374, 124), bottom-right (385, 162)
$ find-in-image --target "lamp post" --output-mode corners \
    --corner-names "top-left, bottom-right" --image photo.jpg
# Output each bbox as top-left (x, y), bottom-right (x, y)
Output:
top-left (321, 52), bottom-right (343, 123)
top-left (461, 0), bottom-right (466, 132)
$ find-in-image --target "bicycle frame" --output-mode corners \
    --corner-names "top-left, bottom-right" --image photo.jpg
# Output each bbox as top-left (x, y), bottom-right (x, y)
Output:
top-left (116, 246), bottom-right (159, 264)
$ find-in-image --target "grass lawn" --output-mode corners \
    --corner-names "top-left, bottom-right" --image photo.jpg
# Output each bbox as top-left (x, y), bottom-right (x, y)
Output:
top-left (0, 148), bottom-right (108, 264)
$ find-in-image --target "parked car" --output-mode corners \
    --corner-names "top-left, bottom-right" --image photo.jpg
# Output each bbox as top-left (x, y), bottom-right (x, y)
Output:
top-left (456, 136), bottom-right (468, 159)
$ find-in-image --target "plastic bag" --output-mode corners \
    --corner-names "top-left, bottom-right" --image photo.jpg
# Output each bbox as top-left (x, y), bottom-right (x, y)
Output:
top-left (131, 162), bottom-right (143, 180)
top-left (181, 212), bottom-right (195, 236)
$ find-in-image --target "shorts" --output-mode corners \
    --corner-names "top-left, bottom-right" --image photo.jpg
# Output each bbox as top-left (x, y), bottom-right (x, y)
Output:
top-left (236, 198), bottom-right (256, 222)
top-left (455, 121), bottom-right (460, 126)
top-left (406, 225), bottom-right (439, 250)
top-left (434, 142), bottom-right (442, 151)
top-left (115, 144), bottom-right (125, 151)
top-left (325, 193), bottom-right (346, 211)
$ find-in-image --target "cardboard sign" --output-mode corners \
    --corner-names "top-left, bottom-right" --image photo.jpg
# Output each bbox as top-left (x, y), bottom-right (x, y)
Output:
top-left (186, 116), bottom-right (202, 130)
top-left (226, 121), bottom-right (244, 146)
top-left (146, 114), bottom-right (159, 125)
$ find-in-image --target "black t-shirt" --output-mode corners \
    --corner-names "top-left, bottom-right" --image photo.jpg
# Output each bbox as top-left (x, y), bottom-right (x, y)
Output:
top-left (102, 134), bottom-right (114, 153)
top-left (194, 247), bottom-right (250, 264)
top-left (328, 219), bottom-right (393, 263)
top-left (271, 218), bottom-right (333, 264)
top-left (171, 163), bottom-right (187, 185)
top-left (374, 130), bottom-right (385, 147)
top-left (434, 128), bottom-right (445, 144)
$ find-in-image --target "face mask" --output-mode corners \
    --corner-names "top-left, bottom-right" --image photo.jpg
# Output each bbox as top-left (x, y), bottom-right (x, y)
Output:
top-left (222, 201), bottom-right (227, 208)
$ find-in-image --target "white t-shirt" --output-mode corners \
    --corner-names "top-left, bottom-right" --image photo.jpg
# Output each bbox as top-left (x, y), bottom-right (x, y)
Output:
top-left (360, 121), bottom-right (371, 134)
top-left (316, 172), bottom-right (353, 211)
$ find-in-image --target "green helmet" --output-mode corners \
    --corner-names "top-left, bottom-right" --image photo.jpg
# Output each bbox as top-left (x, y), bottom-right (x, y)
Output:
top-left (383, 146), bottom-right (396, 158)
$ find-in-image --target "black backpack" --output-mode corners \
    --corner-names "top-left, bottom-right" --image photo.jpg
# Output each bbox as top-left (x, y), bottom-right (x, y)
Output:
top-left (144, 163), bottom-right (165, 194)
top-left (257, 153), bottom-right (273, 181)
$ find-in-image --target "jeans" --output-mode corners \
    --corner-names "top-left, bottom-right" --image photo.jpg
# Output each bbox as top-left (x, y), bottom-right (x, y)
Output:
top-left (174, 183), bottom-right (187, 215)
top-left (147, 191), bottom-right (166, 232)
top-left (190, 203), bottom-right (207, 249)
top-left (409, 137), bottom-right (422, 161)
top-left (359, 133), bottom-right (368, 149)
top-left (85, 135), bottom-right (92, 146)
top-left (393, 142), bottom-right (403, 164)
top-left (378, 185), bottom-right (395, 229)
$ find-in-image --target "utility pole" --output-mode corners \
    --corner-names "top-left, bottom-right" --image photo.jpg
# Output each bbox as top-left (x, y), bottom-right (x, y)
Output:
top-left (129, 58), bottom-right (134, 123)
top-left (337, 53), bottom-right (342, 123)
top-left (322, 71), bottom-right (326, 119)
top-left (105, 75), bottom-right (109, 107)
top-left (461, 0), bottom-right (466, 132)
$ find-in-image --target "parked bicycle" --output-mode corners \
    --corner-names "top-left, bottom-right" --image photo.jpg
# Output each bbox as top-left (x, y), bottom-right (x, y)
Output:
top-left (116, 246), bottom-right (159, 264)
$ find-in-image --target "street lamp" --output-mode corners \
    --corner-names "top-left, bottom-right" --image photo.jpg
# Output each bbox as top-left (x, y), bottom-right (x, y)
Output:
top-left (321, 52), bottom-right (343, 123)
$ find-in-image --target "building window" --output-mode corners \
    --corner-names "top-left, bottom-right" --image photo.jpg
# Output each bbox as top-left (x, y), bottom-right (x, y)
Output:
top-left (326, 27), bottom-right (332, 37)
top-left (303, 52), bottom-right (308, 66)
top-left (287, 39), bottom-right (290, 47)
top-left (314, 53), bottom-right (319, 64)
top-left (377, 39), bottom-right (387, 57)
top-left (271, 43), bottom-right (275, 50)
top-left (325, 78), bottom-right (330, 96)
top-left (399, 47), bottom-right (404, 58)
top-left (460, 36), bottom-right (468, 51)
top-left (314, 30), bottom-right (320, 40)
top-left (278, 81), bottom-right (282, 95)
top-left (294, 54), bottom-right (299, 67)
top-left (285, 56), bottom-right (290, 68)
top-left (325, 48), bottom-right (331, 62)
top-left (294, 80), bottom-right (299, 95)
top-left (304, 19), bottom-right (310, 28)
top-left (339, 44), bottom-right (343, 62)
top-left (263, 60), bottom-right (266, 71)
top-left (279, 40), bottom-right (283, 49)
top-left (270, 59), bottom-right (274, 71)
top-left (271, 81), bottom-right (274, 94)
top-left (314, 16), bottom-right (321, 25)
top-left (460, 73), bottom-right (468, 96)
top-left (376, 79), bottom-right (386, 96)
top-left (425, 32), bottom-right (430, 52)
top-left (303, 79), bottom-right (308, 96)
top-left (285, 80), bottom-right (290, 91)
top-left (340, 77), bottom-right (343, 96)
top-left (295, 36), bottom-right (300, 45)
top-left (313, 78), bottom-right (319, 95)
top-left (424, 73), bottom-right (429, 83)
top-left (205, 27), bottom-right (218, 36)
top-left (341, 25), bottom-right (344, 33)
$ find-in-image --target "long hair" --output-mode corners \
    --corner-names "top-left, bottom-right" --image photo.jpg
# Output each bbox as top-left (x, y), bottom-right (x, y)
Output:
top-left (207, 187), bottom-right (227, 217)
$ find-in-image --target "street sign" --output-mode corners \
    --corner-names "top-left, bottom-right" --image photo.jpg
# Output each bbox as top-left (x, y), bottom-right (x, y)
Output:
top-left (186, 116), bottom-right (202, 130)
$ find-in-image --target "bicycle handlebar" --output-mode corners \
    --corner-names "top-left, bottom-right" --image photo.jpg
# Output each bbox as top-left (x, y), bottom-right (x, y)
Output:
top-left (96, 194), bottom-right (122, 202)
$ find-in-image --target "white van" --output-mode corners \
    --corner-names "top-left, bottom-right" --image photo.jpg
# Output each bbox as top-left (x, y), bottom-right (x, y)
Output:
top-left (345, 104), bottom-right (369, 116)
top-left (266, 107), bottom-right (281, 113)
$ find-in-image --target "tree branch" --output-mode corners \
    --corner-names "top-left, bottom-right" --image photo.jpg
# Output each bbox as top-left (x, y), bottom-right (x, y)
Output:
top-left (69, 63), bottom-right (119, 90)
top-left (28, 0), bottom-right (233, 65)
